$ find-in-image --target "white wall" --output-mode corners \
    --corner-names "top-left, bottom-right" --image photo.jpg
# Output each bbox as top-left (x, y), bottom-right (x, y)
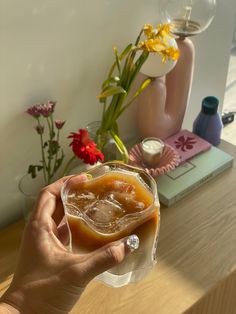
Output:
top-left (0, 0), bottom-right (235, 228)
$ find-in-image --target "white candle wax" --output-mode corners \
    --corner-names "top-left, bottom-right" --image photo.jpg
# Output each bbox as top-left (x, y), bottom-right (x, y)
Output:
top-left (141, 138), bottom-right (164, 168)
top-left (142, 140), bottom-right (164, 154)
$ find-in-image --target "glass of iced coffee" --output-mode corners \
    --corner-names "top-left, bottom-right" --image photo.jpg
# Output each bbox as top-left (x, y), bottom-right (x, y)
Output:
top-left (61, 162), bottom-right (160, 287)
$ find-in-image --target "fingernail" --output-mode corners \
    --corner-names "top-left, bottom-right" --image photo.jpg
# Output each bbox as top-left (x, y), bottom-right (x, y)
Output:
top-left (85, 173), bottom-right (93, 180)
top-left (125, 234), bottom-right (139, 252)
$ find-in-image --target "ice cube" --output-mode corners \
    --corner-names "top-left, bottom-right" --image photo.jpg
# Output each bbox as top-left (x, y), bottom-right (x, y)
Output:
top-left (75, 191), bottom-right (95, 200)
top-left (112, 192), bottom-right (145, 212)
top-left (113, 180), bottom-right (136, 194)
top-left (84, 199), bottom-right (125, 223)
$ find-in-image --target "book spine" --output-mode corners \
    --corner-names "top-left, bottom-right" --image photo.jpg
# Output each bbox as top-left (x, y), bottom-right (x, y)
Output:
top-left (164, 159), bottom-right (234, 207)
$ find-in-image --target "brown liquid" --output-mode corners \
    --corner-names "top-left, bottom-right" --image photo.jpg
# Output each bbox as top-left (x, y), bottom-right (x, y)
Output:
top-left (66, 172), bottom-right (159, 252)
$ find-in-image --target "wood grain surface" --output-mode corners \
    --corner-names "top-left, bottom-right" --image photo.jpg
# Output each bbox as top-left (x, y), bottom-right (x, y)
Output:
top-left (185, 270), bottom-right (236, 314)
top-left (0, 140), bottom-right (236, 314)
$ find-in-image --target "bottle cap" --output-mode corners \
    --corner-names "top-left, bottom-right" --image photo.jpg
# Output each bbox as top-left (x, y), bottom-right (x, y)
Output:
top-left (201, 96), bottom-right (219, 115)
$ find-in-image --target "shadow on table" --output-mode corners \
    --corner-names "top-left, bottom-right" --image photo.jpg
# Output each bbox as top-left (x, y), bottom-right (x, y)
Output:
top-left (157, 166), bottom-right (236, 290)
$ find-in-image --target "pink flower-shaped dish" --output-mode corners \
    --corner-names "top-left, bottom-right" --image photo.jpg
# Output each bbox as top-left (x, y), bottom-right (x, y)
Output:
top-left (129, 143), bottom-right (180, 178)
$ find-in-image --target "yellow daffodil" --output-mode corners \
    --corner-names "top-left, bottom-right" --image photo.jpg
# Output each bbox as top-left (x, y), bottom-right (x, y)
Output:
top-left (156, 23), bottom-right (172, 45)
top-left (143, 24), bottom-right (154, 39)
top-left (139, 23), bottom-right (179, 63)
top-left (139, 38), bottom-right (167, 53)
top-left (157, 24), bottom-right (172, 37)
top-left (161, 46), bottom-right (180, 63)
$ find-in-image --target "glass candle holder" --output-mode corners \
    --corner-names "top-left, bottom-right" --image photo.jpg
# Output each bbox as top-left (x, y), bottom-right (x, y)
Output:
top-left (141, 138), bottom-right (165, 168)
top-left (61, 161), bottom-right (160, 287)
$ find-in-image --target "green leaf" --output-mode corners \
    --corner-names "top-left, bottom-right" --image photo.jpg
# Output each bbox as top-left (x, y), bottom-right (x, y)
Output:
top-left (113, 47), bottom-right (121, 76)
top-left (119, 43), bottom-right (134, 61)
top-left (28, 165), bottom-right (43, 179)
top-left (112, 122), bottom-right (119, 137)
top-left (116, 78), bottom-right (152, 120)
top-left (108, 43), bottom-right (134, 78)
top-left (109, 130), bottom-right (129, 163)
top-left (133, 78), bottom-right (152, 98)
top-left (48, 140), bottom-right (60, 156)
top-left (28, 165), bottom-right (36, 178)
top-left (126, 50), bottom-right (149, 93)
top-left (102, 76), bottom-right (120, 90)
top-left (119, 33), bottom-right (142, 87)
top-left (135, 28), bottom-right (144, 46)
top-left (98, 86), bottom-right (127, 100)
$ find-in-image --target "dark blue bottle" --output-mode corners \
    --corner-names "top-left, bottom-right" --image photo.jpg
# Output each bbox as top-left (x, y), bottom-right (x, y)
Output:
top-left (192, 96), bottom-right (223, 146)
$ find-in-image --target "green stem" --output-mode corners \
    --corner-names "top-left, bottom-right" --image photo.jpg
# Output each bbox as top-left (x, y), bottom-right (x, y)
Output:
top-left (52, 129), bottom-right (60, 174)
top-left (109, 52), bottom-right (149, 126)
top-left (50, 114), bottom-right (55, 137)
top-left (46, 115), bottom-right (55, 183)
top-left (62, 155), bottom-right (76, 176)
top-left (46, 117), bottom-right (52, 137)
top-left (126, 51), bottom-right (149, 95)
top-left (46, 118), bottom-right (52, 183)
top-left (110, 130), bottom-right (129, 163)
top-left (37, 118), bottom-right (47, 184)
top-left (102, 99), bottom-right (107, 122)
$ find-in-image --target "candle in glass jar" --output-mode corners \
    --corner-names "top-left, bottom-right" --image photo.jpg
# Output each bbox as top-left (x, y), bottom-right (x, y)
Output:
top-left (141, 138), bottom-right (164, 168)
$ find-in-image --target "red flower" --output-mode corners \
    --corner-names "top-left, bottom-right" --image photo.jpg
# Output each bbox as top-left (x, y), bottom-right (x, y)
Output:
top-left (68, 129), bottom-right (104, 165)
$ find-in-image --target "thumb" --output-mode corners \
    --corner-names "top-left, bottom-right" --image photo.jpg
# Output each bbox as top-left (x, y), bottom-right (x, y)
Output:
top-left (84, 234), bottom-right (139, 281)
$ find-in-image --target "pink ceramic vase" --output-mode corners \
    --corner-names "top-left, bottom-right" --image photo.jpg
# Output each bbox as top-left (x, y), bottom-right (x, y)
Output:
top-left (136, 38), bottom-right (195, 140)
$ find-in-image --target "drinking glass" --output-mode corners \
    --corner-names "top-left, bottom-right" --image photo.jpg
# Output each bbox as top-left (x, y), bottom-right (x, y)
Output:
top-left (61, 162), bottom-right (160, 287)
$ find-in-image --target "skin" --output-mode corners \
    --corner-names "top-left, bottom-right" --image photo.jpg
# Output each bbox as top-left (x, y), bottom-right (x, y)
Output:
top-left (0, 175), bottom-right (135, 314)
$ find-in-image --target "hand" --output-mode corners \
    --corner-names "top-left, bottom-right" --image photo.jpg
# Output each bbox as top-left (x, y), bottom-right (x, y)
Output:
top-left (0, 175), bottom-right (138, 314)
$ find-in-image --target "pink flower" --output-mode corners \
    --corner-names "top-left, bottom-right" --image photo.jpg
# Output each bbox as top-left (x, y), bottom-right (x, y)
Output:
top-left (68, 129), bottom-right (104, 165)
top-left (55, 120), bottom-right (66, 129)
top-left (38, 101), bottom-right (56, 117)
top-left (26, 105), bottom-right (40, 118)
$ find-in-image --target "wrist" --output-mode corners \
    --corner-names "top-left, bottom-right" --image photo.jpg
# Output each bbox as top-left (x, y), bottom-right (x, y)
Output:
top-left (0, 302), bottom-right (20, 314)
top-left (0, 287), bottom-right (30, 314)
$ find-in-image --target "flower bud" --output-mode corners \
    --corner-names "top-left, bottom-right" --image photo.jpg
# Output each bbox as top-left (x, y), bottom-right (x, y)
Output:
top-left (55, 120), bottom-right (66, 129)
top-left (34, 125), bottom-right (44, 134)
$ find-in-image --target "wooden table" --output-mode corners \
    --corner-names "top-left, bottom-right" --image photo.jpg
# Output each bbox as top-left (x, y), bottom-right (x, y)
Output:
top-left (1, 141), bottom-right (236, 314)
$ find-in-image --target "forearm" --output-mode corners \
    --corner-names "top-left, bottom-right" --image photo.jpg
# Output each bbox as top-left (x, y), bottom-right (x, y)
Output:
top-left (0, 289), bottom-right (21, 314)
top-left (0, 282), bottom-right (81, 314)
top-left (0, 302), bottom-right (20, 314)
top-left (0, 288), bottom-right (32, 314)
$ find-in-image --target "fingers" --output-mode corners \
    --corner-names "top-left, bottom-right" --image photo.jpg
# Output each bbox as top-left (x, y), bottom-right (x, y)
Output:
top-left (81, 235), bottom-right (140, 282)
top-left (32, 174), bottom-right (87, 224)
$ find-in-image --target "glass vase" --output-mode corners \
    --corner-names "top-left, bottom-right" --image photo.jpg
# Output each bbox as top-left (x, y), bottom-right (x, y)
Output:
top-left (86, 121), bottom-right (121, 162)
top-left (18, 172), bottom-right (45, 221)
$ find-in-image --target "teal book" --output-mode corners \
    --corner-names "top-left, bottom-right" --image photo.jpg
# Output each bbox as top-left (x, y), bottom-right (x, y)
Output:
top-left (156, 146), bottom-right (234, 207)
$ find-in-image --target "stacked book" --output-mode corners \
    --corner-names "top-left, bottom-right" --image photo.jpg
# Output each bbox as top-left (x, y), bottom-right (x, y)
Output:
top-left (156, 130), bottom-right (234, 207)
